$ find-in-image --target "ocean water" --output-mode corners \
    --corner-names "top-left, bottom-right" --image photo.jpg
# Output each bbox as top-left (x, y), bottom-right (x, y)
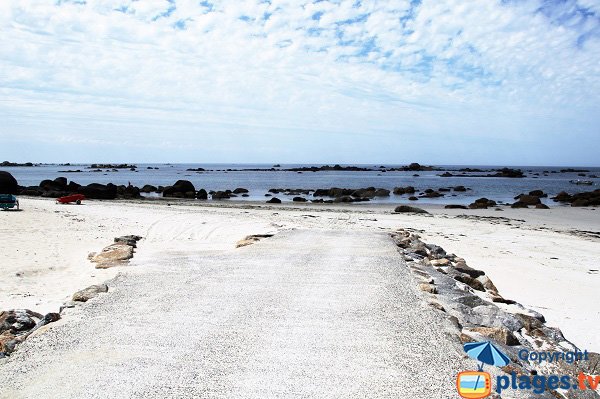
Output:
top-left (4, 163), bottom-right (599, 206)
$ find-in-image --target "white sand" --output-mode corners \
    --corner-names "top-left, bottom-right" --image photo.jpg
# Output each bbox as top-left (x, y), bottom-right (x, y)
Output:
top-left (1, 197), bottom-right (598, 352)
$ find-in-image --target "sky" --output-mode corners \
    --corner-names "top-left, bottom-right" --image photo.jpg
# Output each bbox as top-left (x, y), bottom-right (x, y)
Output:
top-left (0, 0), bottom-right (599, 166)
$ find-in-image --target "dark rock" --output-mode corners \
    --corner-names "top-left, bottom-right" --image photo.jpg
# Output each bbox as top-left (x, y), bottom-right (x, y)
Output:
top-left (528, 190), bottom-right (547, 197)
top-left (267, 197), bottom-right (281, 204)
top-left (394, 205), bottom-right (428, 214)
top-left (233, 188), bottom-right (249, 194)
top-left (140, 185), bottom-right (158, 193)
top-left (408, 196), bottom-right (418, 201)
top-left (197, 189), bottom-right (208, 200)
top-left (212, 191), bottom-right (230, 200)
top-left (511, 201), bottom-right (529, 208)
top-left (445, 205), bottom-right (468, 209)
top-left (163, 180), bottom-right (196, 199)
top-left (535, 204), bottom-right (550, 209)
top-left (453, 186), bottom-right (467, 192)
top-left (469, 198), bottom-right (496, 209)
top-left (78, 183), bottom-right (118, 199)
top-left (292, 197), bottom-right (307, 202)
top-left (515, 194), bottom-right (541, 205)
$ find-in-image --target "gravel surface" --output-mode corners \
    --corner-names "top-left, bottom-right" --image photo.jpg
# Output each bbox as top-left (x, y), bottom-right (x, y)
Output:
top-left (0, 229), bottom-right (471, 398)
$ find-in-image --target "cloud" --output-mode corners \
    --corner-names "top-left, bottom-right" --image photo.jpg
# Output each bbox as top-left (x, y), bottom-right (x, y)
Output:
top-left (0, 0), bottom-right (598, 164)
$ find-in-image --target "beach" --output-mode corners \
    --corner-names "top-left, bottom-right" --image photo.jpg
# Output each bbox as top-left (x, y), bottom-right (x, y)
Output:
top-left (1, 197), bottom-right (598, 353)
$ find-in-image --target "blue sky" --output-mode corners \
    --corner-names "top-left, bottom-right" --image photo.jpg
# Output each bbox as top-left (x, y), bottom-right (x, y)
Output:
top-left (0, 0), bottom-right (599, 165)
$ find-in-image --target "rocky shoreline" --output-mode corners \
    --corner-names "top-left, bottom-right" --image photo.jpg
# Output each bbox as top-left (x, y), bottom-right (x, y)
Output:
top-left (0, 235), bottom-right (142, 358)
top-left (391, 228), bottom-right (600, 399)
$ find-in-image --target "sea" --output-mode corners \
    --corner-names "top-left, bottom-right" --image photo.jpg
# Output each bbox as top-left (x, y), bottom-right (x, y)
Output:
top-left (4, 164), bottom-right (599, 206)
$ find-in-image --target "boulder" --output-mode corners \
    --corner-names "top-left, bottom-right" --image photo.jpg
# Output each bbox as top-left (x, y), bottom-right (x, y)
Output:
top-left (163, 180), bottom-right (196, 199)
top-left (292, 197), bottom-right (307, 202)
top-left (469, 198), bottom-right (496, 209)
top-left (535, 203), bottom-right (550, 209)
top-left (0, 171), bottom-right (18, 194)
top-left (394, 205), bottom-right (428, 214)
top-left (515, 194), bottom-right (541, 205)
top-left (140, 184), bottom-right (158, 193)
top-left (211, 191), bottom-right (230, 200)
top-left (196, 189), bottom-right (208, 200)
top-left (528, 190), bottom-right (547, 197)
top-left (90, 244), bottom-right (134, 268)
top-left (232, 188), bottom-right (249, 194)
top-left (0, 331), bottom-right (16, 354)
top-left (267, 197), bottom-right (282, 204)
top-left (0, 309), bottom-right (42, 334)
top-left (453, 186), bottom-right (467, 192)
top-left (511, 201), bottom-right (529, 208)
top-left (72, 284), bottom-right (109, 302)
top-left (78, 183), bottom-right (118, 199)
top-left (467, 326), bottom-right (520, 346)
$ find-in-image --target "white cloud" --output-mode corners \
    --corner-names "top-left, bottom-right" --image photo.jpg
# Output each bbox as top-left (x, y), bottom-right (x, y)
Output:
top-left (0, 0), bottom-right (598, 163)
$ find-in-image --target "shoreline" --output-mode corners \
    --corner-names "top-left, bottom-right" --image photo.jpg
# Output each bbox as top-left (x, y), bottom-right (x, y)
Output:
top-left (1, 197), bottom-right (599, 353)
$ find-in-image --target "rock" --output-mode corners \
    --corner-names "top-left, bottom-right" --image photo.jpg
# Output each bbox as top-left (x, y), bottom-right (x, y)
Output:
top-left (515, 194), bottom-right (541, 205)
top-left (163, 180), bottom-right (196, 198)
top-left (292, 197), bottom-right (307, 202)
top-left (233, 188), bottom-right (249, 194)
top-left (196, 189), bottom-right (208, 200)
top-left (0, 309), bottom-right (42, 334)
top-left (430, 258), bottom-right (450, 266)
top-left (445, 205), bottom-right (468, 209)
top-left (418, 283), bottom-right (437, 294)
top-left (535, 203), bottom-right (549, 209)
top-left (453, 186), bottom-right (467, 192)
top-left (374, 189), bottom-right (390, 197)
top-left (267, 197), bottom-right (281, 204)
top-left (394, 205), bottom-right (428, 214)
top-left (469, 198), bottom-right (497, 209)
top-left (236, 234), bottom-right (273, 248)
top-left (0, 171), bottom-right (19, 194)
top-left (114, 235), bottom-right (142, 247)
top-left (511, 201), bottom-right (529, 208)
top-left (72, 284), bottom-right (109, 302)
top-left (528, 190), bottom-right (547, 197)
top-left (476, 275), bottom-right (498, 293)
top-left (454, 263), bottom-right (485, 278)
top-left (0, 331), bottom-right (17, 354)
top-left (453, 273), bottom-right (485, 291)
top-left (78, 183), bottom-right (118, 199)
top-left (552, 191), bottom-right (571, 202)
top-left (467, 326), bottom-right (520, 346)
top-left (211, 191), bottom-right (230, 200)
top-left (140, 184), bottom-right (158, 193)
top-left (90, 244), bottom-right (134, 268)
top-left (408, 196), bottom-right (418, 201)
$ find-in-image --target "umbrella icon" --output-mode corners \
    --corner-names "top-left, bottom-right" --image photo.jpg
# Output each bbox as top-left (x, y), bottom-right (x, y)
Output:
top-left (464, 341), bottom-right (511, 370)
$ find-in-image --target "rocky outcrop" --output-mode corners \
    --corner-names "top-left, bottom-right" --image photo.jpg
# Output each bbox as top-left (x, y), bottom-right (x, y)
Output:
top-left (552, 189), bottom-right (600, 207)
top-left (468, 198), bottom-right (497, 209)
top-left (0, 310), bottom-right (60, 357)
top-left (163, 180), bottom-right (196, 199)
top-left (0, 171), bottom-right (19, 195)
top-left (72, 284), bottom-right (109, 302)
top-left (78, 183), bottom-right (118, 199)
top-left (89, 235), bottom-right (142, 269)
top-left (391, 229), bottom-right (599, 398)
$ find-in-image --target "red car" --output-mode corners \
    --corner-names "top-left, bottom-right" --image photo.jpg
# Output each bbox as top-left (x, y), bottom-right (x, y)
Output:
top-left (56, 194), bottom-right (86, 205)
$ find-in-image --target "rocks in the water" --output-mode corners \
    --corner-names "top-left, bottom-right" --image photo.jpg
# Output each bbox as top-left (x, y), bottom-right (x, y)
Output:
top-left (163, 180), bottom-right (196, 199)
top-left (0, 171), bottom-right (19, 194)
top-left (394, 205), bottom-right (428, 214)
top-left (267, 197), bottom-right (281, 204)
top-left (196, 189), bottom-right (208, 200)
top-left (552, 189), bottom-right (600, 207)
top-left (453, 186), bottom-right (467, 192)
top-left (493, 168), bottom-right (524, 178)
top-left (514, 194), bottom-right (541, 205)
top-left (140, 184), bottom-right (158, 193)
top-left (528, 190), bottom-right (547, 197)
top-left (511, 201), bottom-right (529, 208)
top-left (79, 183), bottom-right (118, 199)
top-left (211, 191), bottom-right (231, 200)
top-left (408, 196), bottom-right (418, 201)
top-left (393, 186), bottom-right (416, 195)
top-left (292, 197), bottom-right (307, 202)
top-left (89, 164), bottom-right (136, 169)
top-left (232, 188), bottom-right (249, 194)
top-left (468, 198), bottom-right (496, 209)
top-left (72, 284), bottom-right (109, 302)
